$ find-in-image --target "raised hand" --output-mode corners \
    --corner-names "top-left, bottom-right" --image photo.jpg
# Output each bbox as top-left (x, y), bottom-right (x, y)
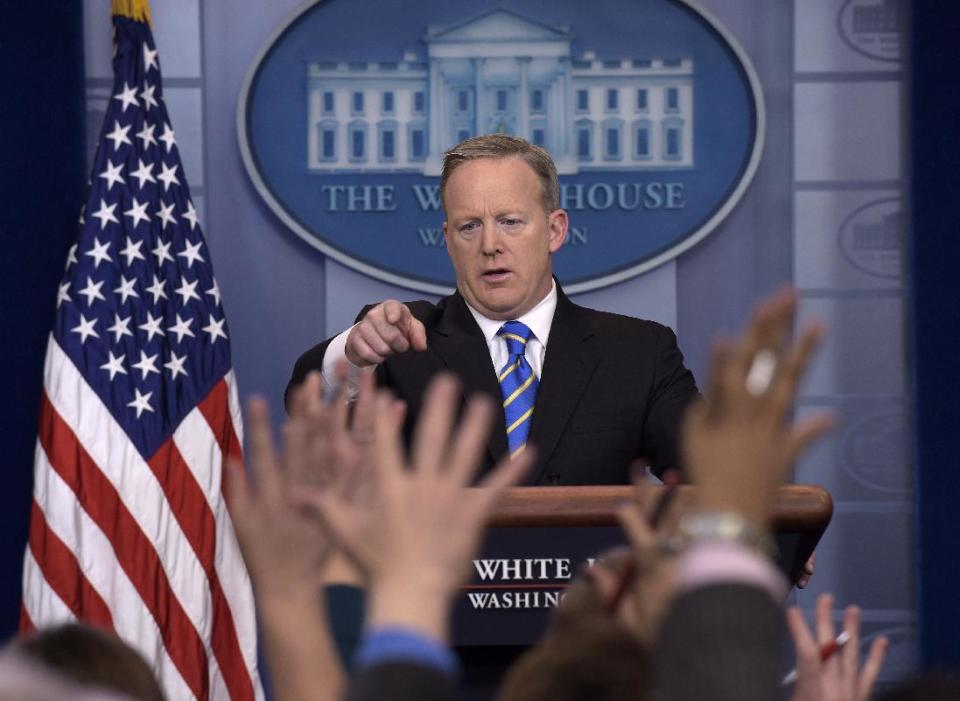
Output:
top-left (227, 371), bottom-right (350, 701)
top-left (682, 288), bottom-right (834, 527)
top-left (787, 594), bottom-right (888, 701)
top-left (302, 374), bottom-right (535, 641)
top-left (345, 299), bottom-right (428, 366)
top-left (610, 471), bottom-right (682, 643)
top-left (228, 372), bottom-right (334, 598)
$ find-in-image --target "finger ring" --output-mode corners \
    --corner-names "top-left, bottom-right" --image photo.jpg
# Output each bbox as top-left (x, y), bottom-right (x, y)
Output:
top-left (745, 349), bottom-right (777, 396)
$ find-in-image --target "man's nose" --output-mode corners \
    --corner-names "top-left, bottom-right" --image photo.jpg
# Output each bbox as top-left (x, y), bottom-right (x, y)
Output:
top-left (480, 221), bottom-right (503, 255)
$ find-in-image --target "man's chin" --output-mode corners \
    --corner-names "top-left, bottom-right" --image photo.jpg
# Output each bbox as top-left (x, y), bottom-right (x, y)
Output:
top-left (465, 291), bottom-right (524, 320)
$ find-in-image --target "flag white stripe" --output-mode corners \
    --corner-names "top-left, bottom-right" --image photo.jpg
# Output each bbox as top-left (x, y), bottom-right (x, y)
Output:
top-left (43, 339), bottom-right (216, 658)
top-left (224, 373), bottom-right (264, 700)
top-left (173, 407), bottom-right (222, 505)
top-left (225, 371), bottom-right (244, 447)
top-left (33, 443), bottom-right (194, 701)
top-left (174, 409), bottom-right (261, 692)
top-left (21, 547), bottom-right (75, 627)
top-left (210, 658), bottom-right (234, 701)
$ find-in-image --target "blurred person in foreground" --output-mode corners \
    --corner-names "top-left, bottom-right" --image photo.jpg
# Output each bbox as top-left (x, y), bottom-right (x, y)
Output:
top-left (13, 624), bottom-right (164, 701)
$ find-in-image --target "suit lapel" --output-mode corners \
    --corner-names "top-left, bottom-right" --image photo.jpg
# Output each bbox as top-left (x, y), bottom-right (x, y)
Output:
top-left (430, 292), bottom-right (508, 464)
top-left (527, 287), bottom-right (599, 483)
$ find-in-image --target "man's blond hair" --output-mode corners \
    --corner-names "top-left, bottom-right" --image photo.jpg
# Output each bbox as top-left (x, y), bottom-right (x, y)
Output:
top-left (440, 134), bottom-right (560, 214)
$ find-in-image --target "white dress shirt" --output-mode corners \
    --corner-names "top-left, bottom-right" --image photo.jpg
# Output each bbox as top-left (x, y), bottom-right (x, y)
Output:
top-left (321, 280), bottom-right (558, 382)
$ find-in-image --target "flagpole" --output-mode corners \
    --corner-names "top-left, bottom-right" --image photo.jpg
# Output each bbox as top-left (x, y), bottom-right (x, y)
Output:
top-left (111, 0), bottom-right (153, 25)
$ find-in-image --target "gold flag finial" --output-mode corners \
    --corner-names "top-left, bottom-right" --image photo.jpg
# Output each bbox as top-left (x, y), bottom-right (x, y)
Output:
top-left (112, 0), bottom-right (152, 25)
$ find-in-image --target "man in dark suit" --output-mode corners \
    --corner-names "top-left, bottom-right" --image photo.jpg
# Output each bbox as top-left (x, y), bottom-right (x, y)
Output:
top-left (287, 134), bottom-right (698, 483)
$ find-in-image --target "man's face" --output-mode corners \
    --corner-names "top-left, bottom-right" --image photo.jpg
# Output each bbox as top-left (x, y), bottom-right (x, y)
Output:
top-left (442, 157), bottom-right (568, 320)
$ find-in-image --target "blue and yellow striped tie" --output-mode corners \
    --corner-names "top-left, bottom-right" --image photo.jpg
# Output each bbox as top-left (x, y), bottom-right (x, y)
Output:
top-left (497, 320), bottom-right (538, 458)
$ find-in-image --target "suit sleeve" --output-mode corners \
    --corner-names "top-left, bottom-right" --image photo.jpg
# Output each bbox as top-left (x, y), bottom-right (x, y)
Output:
top-left (642, 325), bottom-right (699, 477)
top-left (654, 584), bottom-right (788, 701)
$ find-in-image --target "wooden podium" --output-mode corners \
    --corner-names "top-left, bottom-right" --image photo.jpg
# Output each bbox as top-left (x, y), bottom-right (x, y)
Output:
top-left (453, 484), bottom-right (833, 647)
top-left (489, 484), bottom-right (833, 580)
top-left (453, 484), bottom-right (833, 699)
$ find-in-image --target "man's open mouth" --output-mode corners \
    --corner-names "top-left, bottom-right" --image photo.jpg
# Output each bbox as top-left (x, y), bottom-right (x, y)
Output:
top-left (482, 268), bottom-right (512, 281)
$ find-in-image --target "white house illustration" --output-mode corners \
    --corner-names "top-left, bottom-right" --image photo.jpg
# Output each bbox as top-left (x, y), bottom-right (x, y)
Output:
top-left (306, 8), bottom-right (694, 175)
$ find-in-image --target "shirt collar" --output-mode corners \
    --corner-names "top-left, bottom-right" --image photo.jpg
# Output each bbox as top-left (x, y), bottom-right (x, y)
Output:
top-left (465, 279), bottom-right (557, 348)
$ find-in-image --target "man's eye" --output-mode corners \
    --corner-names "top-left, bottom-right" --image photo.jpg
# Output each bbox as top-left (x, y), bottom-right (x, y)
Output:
top-left (460, 222), bottom-right (480, 234)
top-left (501, 218), bottom-right (522, 227)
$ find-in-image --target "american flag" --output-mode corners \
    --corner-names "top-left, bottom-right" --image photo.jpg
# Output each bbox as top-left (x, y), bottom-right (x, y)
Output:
top-left (21, 3), bottom-right (263, 700)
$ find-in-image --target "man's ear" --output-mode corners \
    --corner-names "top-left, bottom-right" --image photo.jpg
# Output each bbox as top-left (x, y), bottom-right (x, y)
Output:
top-left (547, 209), bottom-right (568, 254)
top-left (442, 220), bottom-right (449, 243)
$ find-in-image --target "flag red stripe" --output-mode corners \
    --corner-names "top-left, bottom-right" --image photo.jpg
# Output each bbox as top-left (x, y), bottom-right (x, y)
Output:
top-left (149, 438), bottom-right (254, 701)
top-left (208, 574), bottom-right (254, 701)
top-left (19, 601), bottom-right (36, 636)
top-left (147, 441), bottom-right (216, 580)
top-left (26, 499), bottom-right (114, 631)
top-left (198, 378), bottom-right (243, 465)
top-left (197, 379), bottom-right (244, 501)
top-left (38, 393), bottom-right (209, 700)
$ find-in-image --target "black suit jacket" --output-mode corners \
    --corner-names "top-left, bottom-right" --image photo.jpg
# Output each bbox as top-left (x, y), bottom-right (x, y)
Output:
top-left (287, 284), bottom-right (698, 483)
top-left (654, 584), bottom-right (789, 701)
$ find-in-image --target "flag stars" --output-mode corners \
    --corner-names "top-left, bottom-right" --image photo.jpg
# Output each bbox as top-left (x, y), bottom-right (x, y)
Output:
top-left (146, 275), bottom-right (167, 304)
top-left (140, 82), bottom-right (158, 111)
top-left (174, 277), bottom-right (201, 305)
top-left (91, 199), bottom-right (119, 230)
top-left (138, 312), bottom-right (165, 341)
top-left (167, 313), bottom-right (195, 343)
top-left (156, 202), bottom-right (177, 229)
top-left (130, 159), bottom-right (156, 189)
top-left (143, 44), bottom-right (159, 72)
top-left (182, 200), bottom-right (199, 230)
top-left (164, 352), bottom-right (188, 380)
top-left (123, 197), bottom-right (151, 228)
top-left (105, 120), bottom-right (132, 150)
top-left (114, 276), bottom-right (139, 304)
top-left (119, 237), bottom-right (145, 266)
top-left (100, 351), bottom-right (127, 381)
top-left (202, 316), bottom-right (228, 344)
top-left (78, 277), bottom-right (106, 306)
top-left (205, 280), bottom-right (221, 307)
top-left (177, 240), bottom-right (204, 268)
top-left (108, 313), bottom-right (134, 342)
top-left (113, 81), bottom-right (139, 112)
top-left (71, 314), bottom-right (100, 344)
top-left (98, 160), bottom-right (125, 191)
top-left (158, 123), bottom-right (176, 153)
top-left (152, 238), bottom-right (174, 266)
top-left (127, 389), bottom-right (154, 418)
top-left (56, 281), bottom-right (71, 308)
top-left (136, 121), bottom-right (157, 149)
top-left (65, 244), bottom-right (78, 269)
top-left (85, 237), bottom-right (113, 268)
top-left (132, 350), bottom-right (160, 379)
top-left (156, 162), bottom-right (180, 192)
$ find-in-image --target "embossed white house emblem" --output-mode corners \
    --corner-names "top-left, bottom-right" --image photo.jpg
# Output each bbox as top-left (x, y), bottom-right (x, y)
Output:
top-left (239, 1), bottom-right (763, 293)
top-left (837, 0), bottom-right (904, 63)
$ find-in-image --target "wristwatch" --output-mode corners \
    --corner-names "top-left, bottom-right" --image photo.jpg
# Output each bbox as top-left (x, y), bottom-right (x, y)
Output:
top-left (678, 511), bottom-right (778, 559)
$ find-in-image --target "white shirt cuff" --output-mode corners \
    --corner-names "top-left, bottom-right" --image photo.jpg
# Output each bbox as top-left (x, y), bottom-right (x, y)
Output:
top-left (321, 324), bottom-right (362, 385)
